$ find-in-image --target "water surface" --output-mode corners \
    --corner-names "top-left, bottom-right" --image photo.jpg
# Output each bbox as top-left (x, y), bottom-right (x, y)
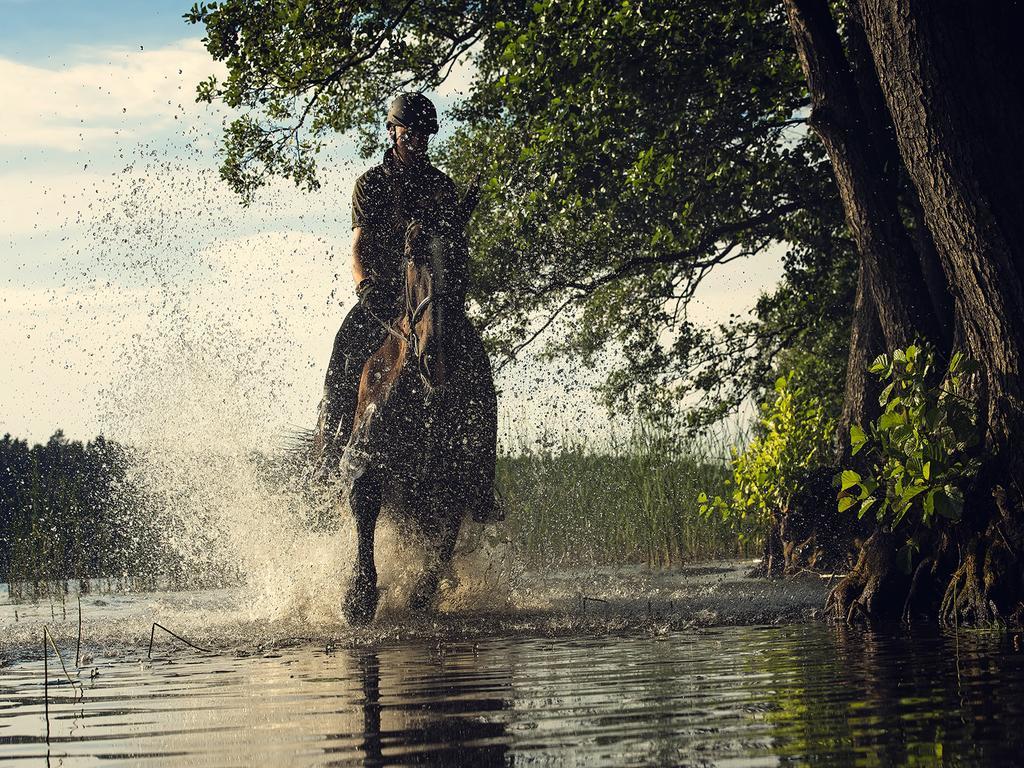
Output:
top-left (2, 568), bottom-right (1022, 766)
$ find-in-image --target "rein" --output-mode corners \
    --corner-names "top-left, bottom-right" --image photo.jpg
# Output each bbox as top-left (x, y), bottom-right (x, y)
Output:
top-left (363, 303), bottom-right (413, 346)
top-left (362, 218), bottom-right (447, 370)
top-left (362, 286), bottom-right (436, 354)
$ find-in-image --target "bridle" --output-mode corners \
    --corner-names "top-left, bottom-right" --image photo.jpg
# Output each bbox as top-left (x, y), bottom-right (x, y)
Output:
top-left (363, 221), bottom-right (438, 365)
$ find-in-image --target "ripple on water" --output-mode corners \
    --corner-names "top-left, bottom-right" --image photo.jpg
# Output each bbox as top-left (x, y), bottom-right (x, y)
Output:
top-left (2, 615), bottom-right (1024, 766)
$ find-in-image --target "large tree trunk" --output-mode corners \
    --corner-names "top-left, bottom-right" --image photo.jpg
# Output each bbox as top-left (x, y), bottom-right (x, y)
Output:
top-left (832, 0), bottom-right (1024, 624)
top-left (842, 3), bottom-right (954, 355)
top-left (857, 0), bottom-right (1024, 447)
top-left (768, 0), bottom-right (937, 579)
top-left (782, 0), bottom-right (940, 350)
top-left (835, 262), bottom-right (884, 458)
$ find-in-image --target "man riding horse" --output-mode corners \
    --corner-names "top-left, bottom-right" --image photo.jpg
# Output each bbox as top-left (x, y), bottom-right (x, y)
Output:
top-left (314, 93), bottom-right (465, 467)
top-left (309, 93), bottom-right (500, 624)
top-left (312, 92), bottom-right (498, 522)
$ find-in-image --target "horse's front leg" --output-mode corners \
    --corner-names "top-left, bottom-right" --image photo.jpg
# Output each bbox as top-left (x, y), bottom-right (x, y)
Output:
top-left (409, 512), bottom-right (461, 612)
top-left (344, 472), bottom-right (382, 626)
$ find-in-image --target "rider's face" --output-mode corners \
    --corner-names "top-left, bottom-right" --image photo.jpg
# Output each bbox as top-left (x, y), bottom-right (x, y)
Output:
top-left (393, 124), bottom-right (430, 159)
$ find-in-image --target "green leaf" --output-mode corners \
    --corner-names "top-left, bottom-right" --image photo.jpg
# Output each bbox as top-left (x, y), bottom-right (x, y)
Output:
top-left (900, 484), bottom-right (927, 504)
top-left (840, 469), bottom-right (861, 491)
top-left (923, 488), bottom-right (936, 519)
top-left (838, 495), bottom-right (857, 513)
top-left (933, 487), bottom-right (964, 521)
top-left (879, 382), bottom-right (896, 407)
top-left (858, 497), bottom-right (877, 519)
top-left (878, 411), bottom-right (900, 431)
top-left (850, 424), bottom-right (868, 454)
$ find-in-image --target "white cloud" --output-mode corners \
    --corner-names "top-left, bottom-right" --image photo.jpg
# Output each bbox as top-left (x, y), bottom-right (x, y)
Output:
top-left (0, 154), bottom-right (360, 264)
top-left (0, 37), bottom-right (222, 150)
top-left (0, 169), bottom-right (105, 236)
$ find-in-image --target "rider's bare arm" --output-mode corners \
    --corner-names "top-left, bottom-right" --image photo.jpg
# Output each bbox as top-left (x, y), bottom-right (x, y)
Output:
top-left (352, 226), bottom-right (369, 285)
top-left (353, 226), bottom-right (389, 288)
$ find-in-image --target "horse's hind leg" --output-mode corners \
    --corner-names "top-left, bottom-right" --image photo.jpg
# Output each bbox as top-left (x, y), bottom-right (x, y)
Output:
top-left (344, 473), bottom-right (382, 626)
top-left (409, 515), bottom-right (461, 612)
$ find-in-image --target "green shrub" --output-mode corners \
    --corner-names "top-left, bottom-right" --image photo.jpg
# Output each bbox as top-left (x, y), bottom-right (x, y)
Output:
top-left (699, 373), bottom-right (837, 542)
top-left (838, 345), bottom-right (981, 567)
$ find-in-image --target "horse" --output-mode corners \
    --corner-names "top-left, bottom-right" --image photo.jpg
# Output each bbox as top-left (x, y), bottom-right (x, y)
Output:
top-left (341, 218), bottom-right (498, 626)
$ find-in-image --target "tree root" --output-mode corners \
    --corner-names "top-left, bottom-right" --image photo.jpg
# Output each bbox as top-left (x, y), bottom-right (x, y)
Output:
top-left (750, 513), bottom-right (786, 578)
top-left (941, 549), bottom-right (993, 625)
top-left (821, 465), bottom-right (1024, 625)
top-left (752, 466), bottom-right (866, 579)
top-left (939, 531), bottom-right (1022, 626)
top-left (902, 557), bottom-right (934, 622)
top-left (826, 529), bottom-right (907, 624)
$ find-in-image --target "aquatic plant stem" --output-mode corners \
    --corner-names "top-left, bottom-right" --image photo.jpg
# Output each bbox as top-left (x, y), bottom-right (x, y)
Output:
top-left (76, 595), bottom-right (82, 668)
top-left (43, 632), bottom-right (48, 744)
top-left (581, 596), bottom-right (609, 617)
top-left (148, 622), bottom-right (213, 658)
top-left (44, 628), bottom-right (82, 699)
top-left (42, 626), bottom-right (84, 743)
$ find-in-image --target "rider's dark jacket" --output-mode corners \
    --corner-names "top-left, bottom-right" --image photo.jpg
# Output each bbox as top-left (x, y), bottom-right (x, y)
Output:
top-left (351, 148), bottom-right (461, 296)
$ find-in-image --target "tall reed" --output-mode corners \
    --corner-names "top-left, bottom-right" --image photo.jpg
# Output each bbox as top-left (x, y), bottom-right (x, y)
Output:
top-left (497, 425), bottom-right (754, 568)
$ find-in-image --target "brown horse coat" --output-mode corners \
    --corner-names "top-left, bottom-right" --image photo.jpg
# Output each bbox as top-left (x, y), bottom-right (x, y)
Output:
top-left (341, 221), bottom-right (497, 624)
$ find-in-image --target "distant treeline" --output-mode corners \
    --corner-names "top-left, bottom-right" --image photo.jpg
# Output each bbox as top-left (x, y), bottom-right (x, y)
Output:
top-left (2, 428), bottom-right (744, 596)
top-left (0, 431), bottom-right (152, 586)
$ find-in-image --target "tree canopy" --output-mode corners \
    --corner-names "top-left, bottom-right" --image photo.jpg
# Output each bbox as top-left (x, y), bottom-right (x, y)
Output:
top-left (188, 0), bottom-right (856, 430)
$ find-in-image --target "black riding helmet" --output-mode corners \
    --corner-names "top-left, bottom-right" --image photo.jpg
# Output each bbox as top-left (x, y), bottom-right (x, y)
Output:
top-left (386, 92), bottom-right (439, 134)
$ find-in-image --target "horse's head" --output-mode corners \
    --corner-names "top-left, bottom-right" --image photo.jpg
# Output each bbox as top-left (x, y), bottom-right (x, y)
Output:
top-left (403, 219), bottom-right (463, 390)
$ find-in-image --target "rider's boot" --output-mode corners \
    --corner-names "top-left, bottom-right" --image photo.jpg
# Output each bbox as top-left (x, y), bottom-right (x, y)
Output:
top-left (310, 356), bottom-right (363, 481)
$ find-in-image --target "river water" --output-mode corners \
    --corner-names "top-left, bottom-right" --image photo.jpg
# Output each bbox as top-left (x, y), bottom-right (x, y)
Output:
top-left (2, 564), bottom-right (1024, 766)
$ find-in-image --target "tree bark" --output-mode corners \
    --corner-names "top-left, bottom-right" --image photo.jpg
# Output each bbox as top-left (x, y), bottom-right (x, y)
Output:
top-left (842, 3), bottom-right (954, 355)
top-left (773, 0), bottom-right (934, 581)
top-left (856, 0), bottom-right (1024, 457)
top-left (835, 261), bottom-right (883, 460)
top-left (830, 0), bottom-right (1024, 624)
top-left (783, 0), bottom-right (939, 349)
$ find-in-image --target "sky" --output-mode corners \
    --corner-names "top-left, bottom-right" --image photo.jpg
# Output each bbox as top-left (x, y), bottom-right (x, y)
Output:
top-left (0, 1), bottom-right (784, 449)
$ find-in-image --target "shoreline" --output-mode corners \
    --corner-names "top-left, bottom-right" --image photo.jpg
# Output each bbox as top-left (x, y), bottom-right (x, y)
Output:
top-left (0, 560), bottom-right (835, 662)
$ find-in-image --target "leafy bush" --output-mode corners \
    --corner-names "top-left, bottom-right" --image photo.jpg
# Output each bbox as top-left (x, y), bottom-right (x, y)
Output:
top-left (837, 345), bottom-right (981, 566)
top-left (699, 373), bottom-right (837, 541)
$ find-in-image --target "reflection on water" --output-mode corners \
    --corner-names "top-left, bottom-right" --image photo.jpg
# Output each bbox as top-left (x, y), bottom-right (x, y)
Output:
top-left (2, 620), bottom-right (1024, 766)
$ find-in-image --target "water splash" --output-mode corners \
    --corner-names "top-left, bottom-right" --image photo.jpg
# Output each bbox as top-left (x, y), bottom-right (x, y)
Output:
top-left (108, 361), bottom-right (518, 628)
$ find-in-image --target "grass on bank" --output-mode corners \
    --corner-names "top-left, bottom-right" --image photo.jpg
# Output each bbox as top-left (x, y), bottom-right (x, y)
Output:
top-left (497, 428), bottom-right (757, 568)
